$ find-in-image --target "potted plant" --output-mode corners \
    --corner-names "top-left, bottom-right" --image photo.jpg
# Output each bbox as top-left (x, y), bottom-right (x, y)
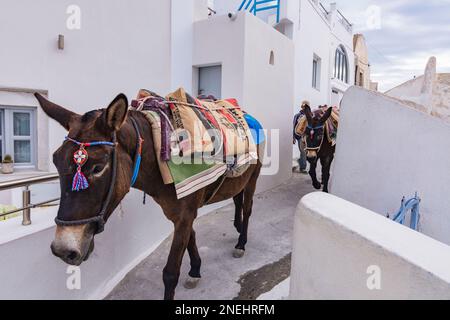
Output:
top-left (2, 155), bottom-right (14, 174)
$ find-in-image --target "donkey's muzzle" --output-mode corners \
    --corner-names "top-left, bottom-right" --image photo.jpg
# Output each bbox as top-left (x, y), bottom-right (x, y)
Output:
top-left (50, 225), bottom-right (95, 266)
top-left (307, 150), bottom-right (318, 160)
top-left (51, 241), bottom-right (83, 265)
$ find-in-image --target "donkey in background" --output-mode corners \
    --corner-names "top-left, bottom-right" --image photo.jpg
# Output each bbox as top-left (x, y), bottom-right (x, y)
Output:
top-left (302, 105), bottom-right (336, 193)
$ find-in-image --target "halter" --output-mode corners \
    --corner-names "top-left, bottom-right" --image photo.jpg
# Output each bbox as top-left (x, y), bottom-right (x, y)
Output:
top-left (305, 124), bottom-right (325, 151)
top-left (54, 116), bottom-right (144, 234)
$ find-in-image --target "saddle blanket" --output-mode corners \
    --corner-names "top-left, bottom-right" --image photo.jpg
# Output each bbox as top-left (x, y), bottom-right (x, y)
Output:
top-left (295, 107), bottom-right (339, 146)
top-left (131, 88), bottom-right (263, 199)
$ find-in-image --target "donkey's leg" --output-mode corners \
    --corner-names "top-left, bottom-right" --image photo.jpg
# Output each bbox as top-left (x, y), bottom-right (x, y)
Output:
top-left (233, 191), bottom-right (244, 233)
top-left (184, 229), bottom-right (202, 290)
top-left (308, 159), bottom-right (321, 190)
top-left (162, 216), bottom-right (193, 300)
top-left (320, 156), bottom-right (333, 193)
top-left (233, 173), bottom-right (259, 259)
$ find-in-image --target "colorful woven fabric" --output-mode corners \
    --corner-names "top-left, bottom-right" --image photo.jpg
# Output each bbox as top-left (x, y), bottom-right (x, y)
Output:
top-left (244, 113), bottom-right (265, 145)
top-left (131, 88), bottom-right (260, 199)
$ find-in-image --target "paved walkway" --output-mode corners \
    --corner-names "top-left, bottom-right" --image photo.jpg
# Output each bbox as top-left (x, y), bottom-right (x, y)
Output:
top-left (107, 172), bottom-right (314, 300)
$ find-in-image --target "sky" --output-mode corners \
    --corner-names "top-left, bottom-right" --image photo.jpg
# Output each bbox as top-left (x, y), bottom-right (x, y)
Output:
top-left (323, 0), bottom-right (450, 91)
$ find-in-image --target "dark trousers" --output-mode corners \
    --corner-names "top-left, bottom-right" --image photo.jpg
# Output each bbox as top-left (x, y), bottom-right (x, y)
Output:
top-left (297, 139), bottom-right (307, 171)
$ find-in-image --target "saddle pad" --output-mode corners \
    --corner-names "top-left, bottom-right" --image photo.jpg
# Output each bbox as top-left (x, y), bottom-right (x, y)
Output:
top-left (166, 88), bottom-right (256, 159)
top-left (139, 90), bottom-right (261, 200)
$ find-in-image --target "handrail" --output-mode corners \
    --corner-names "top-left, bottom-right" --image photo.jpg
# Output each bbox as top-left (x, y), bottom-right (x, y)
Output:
top-left (0, 173), bottom-right (60, 225)
top-left (319, 2), bottom-right (329, 16)
top-left (337, 9), bottom-right (352, 32)
top-left (0, 173), bottom-right (59, 191)
top-left (0, 198), bottom-right (60, 217)
top-left (239, 0), bottom-right (281, 23)
top-left (337, 10), bottom-right (352, 27)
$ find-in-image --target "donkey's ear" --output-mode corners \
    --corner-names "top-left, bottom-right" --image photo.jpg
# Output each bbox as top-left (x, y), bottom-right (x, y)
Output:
top-left (304, 105), bottom-right (313, 123)
top-left (320, 107), bottom-right (333, 124)
top-left (105, 94), bottom-right (128, 131)
top-left (34, 93), bottom-right (79, 131)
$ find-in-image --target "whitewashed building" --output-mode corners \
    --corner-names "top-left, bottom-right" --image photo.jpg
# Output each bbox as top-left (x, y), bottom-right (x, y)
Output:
top-left (213, 0), bottom-right (355, 110)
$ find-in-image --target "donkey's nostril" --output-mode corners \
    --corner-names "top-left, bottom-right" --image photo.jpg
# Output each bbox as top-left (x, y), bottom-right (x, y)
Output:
top-left (51, 242), bottom-right (82, 263)
top-left (66, 250), bottom-right (80, 261)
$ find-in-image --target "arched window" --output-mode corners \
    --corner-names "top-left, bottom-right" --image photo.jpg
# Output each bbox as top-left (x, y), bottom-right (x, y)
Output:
top-left (334, 45), bottom-right (348, 83)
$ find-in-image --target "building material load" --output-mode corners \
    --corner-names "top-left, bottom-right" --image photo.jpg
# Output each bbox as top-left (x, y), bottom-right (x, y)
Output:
top-left (130, 88), bottom-right (263, 199)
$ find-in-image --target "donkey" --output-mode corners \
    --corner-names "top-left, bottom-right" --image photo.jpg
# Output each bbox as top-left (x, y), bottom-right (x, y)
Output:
top-left (303, 106), bottom-right (335, 193)
top-left (34, 93), bottom-right (263, 300)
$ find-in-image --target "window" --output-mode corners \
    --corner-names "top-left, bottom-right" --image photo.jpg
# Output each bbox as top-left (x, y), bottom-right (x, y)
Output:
top-left (312, 55), bottom-right (321, 90)
top-left (334, 45), bottom-right (349, 83)
top-left (198, 65), bottom-right (222, 99)
top-left (0, 107), bottom-right (36, 166)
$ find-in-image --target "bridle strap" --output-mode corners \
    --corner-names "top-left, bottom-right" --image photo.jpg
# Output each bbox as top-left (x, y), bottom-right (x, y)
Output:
top-left (305, 124), bottom-right (325, 152)
top-left (95, 131), bottom-right (118, 233)
top-left (307, 125), bottom-right (324, 130)
top-left (55, 116), bottom-right (143, 234)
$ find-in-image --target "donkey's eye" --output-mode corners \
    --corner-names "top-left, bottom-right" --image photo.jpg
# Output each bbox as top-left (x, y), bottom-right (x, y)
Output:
top-left (92, 165), bottom-right (105, 174)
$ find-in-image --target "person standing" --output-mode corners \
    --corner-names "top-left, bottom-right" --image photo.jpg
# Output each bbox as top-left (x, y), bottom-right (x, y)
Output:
top-left (293, 101), bottom-right (309, 174)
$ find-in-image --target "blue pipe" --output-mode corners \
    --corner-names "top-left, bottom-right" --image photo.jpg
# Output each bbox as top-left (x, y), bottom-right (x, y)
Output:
top-left (238, 0), bottom-right (280, 23)
top-left (392, 194), bottom-right (421, 231)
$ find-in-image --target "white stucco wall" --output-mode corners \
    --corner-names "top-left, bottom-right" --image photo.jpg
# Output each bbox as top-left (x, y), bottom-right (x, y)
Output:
top-left (386, 58), bottom-right (450, 123)
top-left (243, 13), bottom-right (295, 189)
top-left (194, 12), bottom-right (295, 192)
top-left (290, 192), bottom-right (450, 300)
top-left (331, 86), bottom-right (450, 246)
top-left (0, 0), bottom-right (174, 300)
top-left (212, 0), bottom-right (242, 16)
top-left (0, 0), bottom-right (173, 167)
top-left (208, 0), bottom-right (355, 110)
top-left (295, 0), bottom-right (332, 109)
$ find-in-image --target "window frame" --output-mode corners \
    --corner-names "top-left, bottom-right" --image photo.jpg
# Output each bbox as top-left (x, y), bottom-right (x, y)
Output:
top-left (0, 105), bottom-right (37, 168)
top-left (335, 45), bottom-right (349, 84)
top-left (312, 54), bottom-right (321, 91)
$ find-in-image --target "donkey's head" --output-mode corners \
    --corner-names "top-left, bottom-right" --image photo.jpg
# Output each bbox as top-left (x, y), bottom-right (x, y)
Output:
top-left (303, 105), bottom-right (333, 160)
top-left (35, 93), bottom-right (136, 265)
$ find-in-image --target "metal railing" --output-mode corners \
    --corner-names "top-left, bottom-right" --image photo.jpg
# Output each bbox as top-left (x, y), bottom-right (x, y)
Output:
top-left (318, 2), bottom-right (329, 19)
top-left (0, 173), bottom-right (60, 226)
top-left (239, 0), bottom-right (281, 23)
top-left (337, 9), bottom-right (352, 33)
top-left (208, 7), bottom-right (216, 16)
top-left (388, 194), bottom-right (421, 231)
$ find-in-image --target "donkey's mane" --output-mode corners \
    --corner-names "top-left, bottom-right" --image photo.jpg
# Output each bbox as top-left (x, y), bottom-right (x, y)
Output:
top-left (81, 110), bottom-right (102, 123)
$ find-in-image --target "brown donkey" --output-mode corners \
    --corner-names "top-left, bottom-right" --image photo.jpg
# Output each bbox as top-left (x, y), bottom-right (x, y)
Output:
top-left (35, 93), bottom-right (263, 300)
top-left (303, 105), bottom-right (335, 193)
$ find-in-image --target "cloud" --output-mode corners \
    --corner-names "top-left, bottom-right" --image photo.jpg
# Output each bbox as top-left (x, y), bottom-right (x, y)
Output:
top-left (323, 0), bottom-right (450, 91)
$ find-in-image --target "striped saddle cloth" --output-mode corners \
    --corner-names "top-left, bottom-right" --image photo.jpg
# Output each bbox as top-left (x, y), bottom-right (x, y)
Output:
top-left (130, 88), bottom-right (262, 199)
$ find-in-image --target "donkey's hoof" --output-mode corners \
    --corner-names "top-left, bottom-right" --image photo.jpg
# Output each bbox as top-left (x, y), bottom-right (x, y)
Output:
top-left (313, 182), bottom-right (322, 190)
top-left (184, 276), bottom-right (201, 290)
top-left (233, 249), bottom-right (245, 259)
